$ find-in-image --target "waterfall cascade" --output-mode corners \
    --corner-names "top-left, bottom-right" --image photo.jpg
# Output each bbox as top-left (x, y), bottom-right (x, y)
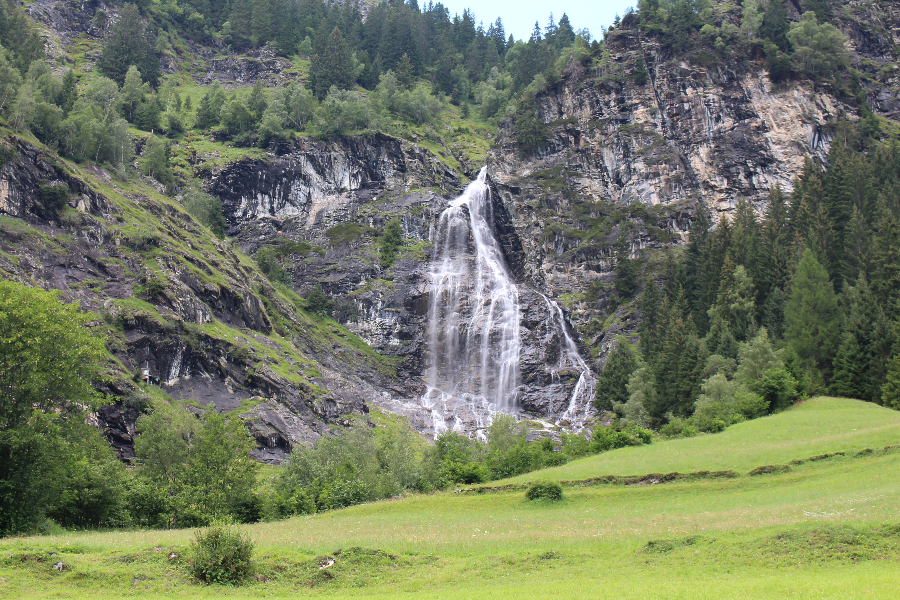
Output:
top-left (419, 167), bottom-right (596, 435)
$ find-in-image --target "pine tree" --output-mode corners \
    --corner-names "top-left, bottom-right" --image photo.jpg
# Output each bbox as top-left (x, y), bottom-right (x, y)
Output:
top-left (311, 27), bottom-right (354, 99)
top-left (97, 4), bottom-right (160, 86)
top-left (58, 70), bottom-right (77, 116)
top-left (488, 18), bottom-right (506, 55)
top-left (638, 280), bottom-right (663, 356)
top-left (793, 162), bottom-right (835, 274)
top-left (871, 198), bottom-right (900, 315)
top-left (251, 0), bottom-right (274, 46)
top-left (594, 339), bottom-right (640, 412)
top-left (247, 80), bottom-right (268, 123)
top-left (784, 248), bottom-right (842, 381)
top-left (759, 184), bottom-right (791, 312)
top-left (613, 230), bottom-right (639, 298)
top-left (556, 13), bottom-right (576, 48)
top-left (761, 287), bottom-right (787, 340)
top-left (707, 263), bottom-right (757, 343)
top-left (882, 353), bottom-right (900, 410)
top-left (228, 0), bottom-right (254, 50)
top-left (760, 0), bottom-right (790, 51)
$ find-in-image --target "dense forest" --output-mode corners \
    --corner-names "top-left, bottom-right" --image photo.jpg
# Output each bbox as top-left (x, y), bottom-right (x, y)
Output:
top-left (598, 123), bottom-right (900, 435)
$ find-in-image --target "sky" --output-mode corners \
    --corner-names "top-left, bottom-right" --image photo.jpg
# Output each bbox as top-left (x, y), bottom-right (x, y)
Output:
top-left (431, 0), bottom-right (637, 42)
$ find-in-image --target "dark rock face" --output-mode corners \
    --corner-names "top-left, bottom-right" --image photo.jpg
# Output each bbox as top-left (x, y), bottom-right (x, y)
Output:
top-left (208, 134), bottom-right (459, 230)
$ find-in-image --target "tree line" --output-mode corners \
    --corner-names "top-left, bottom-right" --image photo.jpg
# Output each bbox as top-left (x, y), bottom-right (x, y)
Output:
top-left (597, 121), bottom-right (900, 435)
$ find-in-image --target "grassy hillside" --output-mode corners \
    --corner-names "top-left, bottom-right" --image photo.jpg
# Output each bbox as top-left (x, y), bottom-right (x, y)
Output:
top-left (2, 397), bottom-right (898, 598)
top-left (497, 397), bottom-right (900, 484)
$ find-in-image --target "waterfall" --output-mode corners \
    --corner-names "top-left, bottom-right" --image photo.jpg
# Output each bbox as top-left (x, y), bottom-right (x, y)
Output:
top-left (540, 295), bottom-right (597, 427)
top-left (422, 167), bottom-right (521, 432)
top-left (415, 167), bottom-right (597, 436)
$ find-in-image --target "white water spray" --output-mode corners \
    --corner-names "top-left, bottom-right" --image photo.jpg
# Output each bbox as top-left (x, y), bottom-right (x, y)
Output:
top-left (422, 168), bottom-right (521, 431)
top-left (540, 296), bottom-right (597, 427)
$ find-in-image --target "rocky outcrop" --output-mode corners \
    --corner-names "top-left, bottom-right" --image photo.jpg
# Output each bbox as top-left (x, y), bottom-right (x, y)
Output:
top-left (200, 46), bottom-right (296, 88)
top-left (0, 135), bottom-right (400, 460)
top-left (485, 11), bottom-right (897, 365)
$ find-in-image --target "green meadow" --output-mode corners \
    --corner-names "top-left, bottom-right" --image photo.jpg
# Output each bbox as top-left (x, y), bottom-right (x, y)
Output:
top-left (2, 397), bottom-right (899, 598)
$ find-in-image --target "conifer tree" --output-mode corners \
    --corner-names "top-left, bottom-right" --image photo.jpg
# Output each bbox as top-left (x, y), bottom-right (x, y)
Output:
top-left (556, 14), bottom-right (576, 48)
top-left (759, 184), bottom-right (792, 311)
top-left (613, 230), bottom-right (639, 298)
top-left (488, 18), bottom-right (507, 54)
top-left (871, 198), bottom-right (900, 315)
top-left (251, 0), bottom-right (274, 46)
top-left (707, 263), bottom-right (757, 343)
top-left (882, 353), bottom-right (900, 410)
top-left (784, 249), bottom-right (841, 382)
top-left (97, 4), bottom-right (160, 86)
top-left (227, 0), bottom-right (254, 50)
top-left (594, 339), bottom-right (640, 412)
top-left (311, 27), bottom-right (354, 99)
top-left (760, 0), bottom-right (790, 51)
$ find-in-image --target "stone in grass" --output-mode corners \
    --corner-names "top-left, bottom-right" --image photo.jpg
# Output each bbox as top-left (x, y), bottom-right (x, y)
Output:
top-left (525, 480), bottom-right (564, 501)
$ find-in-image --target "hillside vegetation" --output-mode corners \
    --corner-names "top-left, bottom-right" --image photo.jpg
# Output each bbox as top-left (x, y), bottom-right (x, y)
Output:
top-left (1, 397), bottom-right (899, 598)
top-left (497, 397), bottom-right (900, 483)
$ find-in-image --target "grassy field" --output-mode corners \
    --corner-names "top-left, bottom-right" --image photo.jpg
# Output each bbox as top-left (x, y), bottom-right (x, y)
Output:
top-left (2, 397), bottom-right (899, 598)
top-left (496, 397), bottom-right (900, 485)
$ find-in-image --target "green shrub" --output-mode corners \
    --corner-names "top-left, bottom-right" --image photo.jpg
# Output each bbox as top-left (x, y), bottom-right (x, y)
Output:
top-left (379, 218), bottom-right (404, 269)
top-left (525, 481), bottom-right (563, 501)
top-left (254, 247), bottom-right (290, 285)
top-left (305, 284), bottom-right (334, 317)
top-left (188, 525), bottom-right (254, 585)
top-left (39, 181), bottom-right (69, 213)
top-left (592, 423), bottom-right (652, 452)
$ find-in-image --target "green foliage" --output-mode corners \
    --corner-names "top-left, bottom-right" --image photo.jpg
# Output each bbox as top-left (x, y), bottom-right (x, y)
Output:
top-left (179, 182), bottom-right (227, 238)
top-left (525, 480), bottom-right (563, 501)
top-left (614, 231), bottom-right (640, 298)
top-left (254, 247), bottom-right (290, 285)
top-left (47, 420), bottom-right (130, 529)
top-left (595, 339), bottom-right (640, 412)
top-left (882, 353), bottom-right (900, 410)
top-left (188, 525), bottom-right (254, 585)
top-left (304, 284), bottom-right (334, 317)
top-left (97, 4), bottom-right (160, 86)
top-left (310, 27), bottom-right (354, 99)
top-left (0, 283), bottom-right (125, 535)
top-left (275, 419), bottom-right (424, 515)
top-left (785, 249), bottom-right (841, 380)
top-left (592, 423), bottom-right (652, 452)
top-left (512, 100), bottom-right (547, 156)
top-left (622, 366), bottom-right (656, 428)
top-left (632, 56), bottom-right (648, 86)
top-left (0, 281), bottom-right (106, 429)
top-left (787, 12), bottom-right (849, 78)
top-left (314, 87), bottom-right (377, 135)
top-left (195, 82), bottom-right (226, 130)
top-left (140, 135), bottom-right (174, 189)
top-left (38, 180), bottom-right (69, 214)
top-left (379, 218), bottom-right (404, 269)
top-left (325, 222), bottom-right (376, 245)
top-left (134, 407), bottom-right (260, 527)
